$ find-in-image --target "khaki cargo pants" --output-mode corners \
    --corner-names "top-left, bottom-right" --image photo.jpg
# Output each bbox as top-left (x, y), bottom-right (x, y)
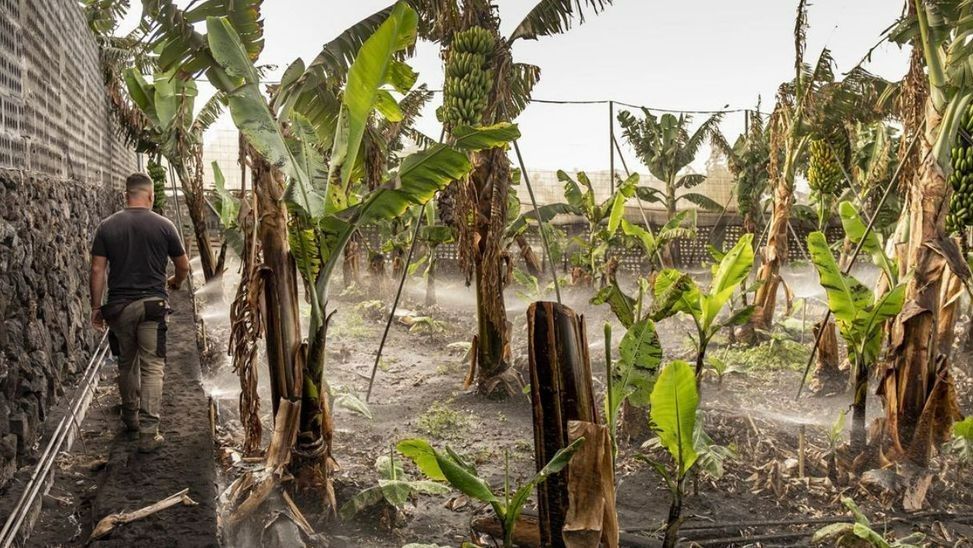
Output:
top-left (106, 298), bottom-right (168, 435)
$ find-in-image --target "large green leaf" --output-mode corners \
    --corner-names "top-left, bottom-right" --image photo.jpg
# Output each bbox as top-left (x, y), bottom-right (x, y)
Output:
top-left (615, 318), bottom-right (663, 407)
top-left (607, 190), bottom-right (627, 234)
top-left (506, 202), bottom-right (577, 238)
top-left (854, 283), bottom-right (905, 363)
top-left (396, 439), bottom-right (498, 504)
top-left (508, 0), bottom-right (613, 42)
top-left (651, 268), bottom-right (701, 321)
top-left (360, 145), bottom-right (470, 223)
top-left (206, 19), bottom-right (294, 171)
top-left (838, 201), bottom-right (896, 284)
top-left (336, 1), bottom-right (418, 187)
top-left (211, 161), bottom-right (239, 228)
top-left (305, 5), bottom-right (394, 81)
top-left (807, 231), bottom-right (871, 326)
top-left (650, 361), bottom-right (699, 476)
top-left (682, 192), bottom-right (725, 212)
top-left (504, 437), bottom-right (584, 535)
top-left (701, 233), bottom-right (754, 332)
top-left (123, 69), bottom-right (159, 125)
top-left (451, 123), bottom-right (521, 152)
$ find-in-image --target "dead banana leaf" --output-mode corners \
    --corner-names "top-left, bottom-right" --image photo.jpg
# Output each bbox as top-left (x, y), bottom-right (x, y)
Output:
top-left (562, 421), bottom-right (618, 548)
top-left (89, 488), bottom-right (198, 541)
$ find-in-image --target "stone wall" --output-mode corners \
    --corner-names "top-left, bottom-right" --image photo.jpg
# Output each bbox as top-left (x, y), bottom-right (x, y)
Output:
top-left (0, 0), bottom-right (135, 486)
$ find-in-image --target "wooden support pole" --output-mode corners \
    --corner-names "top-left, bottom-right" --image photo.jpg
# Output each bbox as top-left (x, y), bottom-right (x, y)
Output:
top-left (527, 302), bottom-right (597, 547)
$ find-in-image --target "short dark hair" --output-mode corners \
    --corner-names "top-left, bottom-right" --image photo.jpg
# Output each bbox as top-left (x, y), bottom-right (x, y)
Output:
top-left (126, 173), bottom-right (153, 195)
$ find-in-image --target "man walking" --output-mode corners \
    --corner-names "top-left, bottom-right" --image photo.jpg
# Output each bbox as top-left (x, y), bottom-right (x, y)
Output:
top-left (90, 173), bottom-right (191, 453)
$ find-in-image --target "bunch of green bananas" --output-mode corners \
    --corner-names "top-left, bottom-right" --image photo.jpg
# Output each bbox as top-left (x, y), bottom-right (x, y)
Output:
top-left (946, 104), bottom-right (973, 233)
top-left (807, 139), bottom-right (844, 197)
top-left (437, 26), bottom-right (494, 127)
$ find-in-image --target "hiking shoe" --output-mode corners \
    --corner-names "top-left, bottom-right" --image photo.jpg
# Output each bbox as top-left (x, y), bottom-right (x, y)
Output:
top-left (121, 418), bottom-right (140, 441)
top-left (138, 433), bottom-right (165, 454)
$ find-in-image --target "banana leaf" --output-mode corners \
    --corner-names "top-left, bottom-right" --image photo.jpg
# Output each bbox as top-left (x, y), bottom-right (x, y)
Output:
top-left (650, 361), bottom-right (699, 476)
top-left (700, 233), bottom-right (754, 331)
top-left (615, 318), bottom-right (663, 408)
top-left (335, 1), bottom-right (418, 187)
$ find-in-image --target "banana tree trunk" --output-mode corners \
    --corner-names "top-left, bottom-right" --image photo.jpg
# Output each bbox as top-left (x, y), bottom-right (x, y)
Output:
top-left (343, 232), bottom-right (362, 287)
top-left (516, 233), bottom-right (542, 277)
top-left (175, 161), bottom-right (220, 281)
top-left (472, 147), bottom-right (517, 397)
top-left (810, 320), bottom-right (845, 395)
top-left (881, 100), bottom-right (963, 466)
top-left (851, 355), bottom-right (868, 455)
top-left (527, 302), bottom-right (597, 547)
top-left (251, 151), bottom-right (303, 417)
top-left (751, 151), bottom-right (797, 333)
top-left (426, 248), bottom-right (437, 306)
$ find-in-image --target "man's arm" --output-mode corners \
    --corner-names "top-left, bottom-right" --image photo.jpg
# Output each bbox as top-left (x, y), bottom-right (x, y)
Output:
top-left (167, 254), bottom-right (190, 290)
top-left (90, 255), bottom-right (108, 330)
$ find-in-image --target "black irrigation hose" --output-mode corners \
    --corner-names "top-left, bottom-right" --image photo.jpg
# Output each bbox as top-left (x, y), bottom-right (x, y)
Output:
top-left (795, 129), bottom-right (922, 398)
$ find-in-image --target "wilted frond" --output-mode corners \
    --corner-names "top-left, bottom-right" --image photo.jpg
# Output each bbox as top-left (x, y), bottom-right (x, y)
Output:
top-left (142, 0), bottom-right (264, 76)
top-left (306, 5), bottom-right (397, 84)
top-left (190, 92), bottom-right (226, 140)
top-left (508, 0), bottom-right (614, 42)
top-left (380, 84), bottom-right (435, 153)
top-left (83, 0), bottom-right (131, 35)
top-left (501, 63), bottom-right (542, 121)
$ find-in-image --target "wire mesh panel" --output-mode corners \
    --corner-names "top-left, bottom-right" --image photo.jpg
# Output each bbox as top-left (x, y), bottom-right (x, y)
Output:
top-left (0, 0), bottom-right (135, 184)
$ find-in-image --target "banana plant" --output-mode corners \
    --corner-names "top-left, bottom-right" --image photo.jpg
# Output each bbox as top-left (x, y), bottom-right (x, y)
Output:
top-left (417, 204), bottom-right (455, 307)
top-left (559, 170), bottom-right (638, 287)
top-left (397, 437), bottom-right (584, 548)
top-left (637, 360), bottom-right (700, 548)
top-left (878, 0), bottom-right (973, 464)
top-left (339, 449), bottom-right (450, 522)
top-left (651, 234), bottom-right (756, 379)
top-left (138, 3), bottom-right (515, 492)
top-left (619, 210), bottom-right (696, 276)
top-left (812, 497), bottom-right (924, 547)
top-left (616, 110), bottom-right (726, 221)
top-left (806, 231), bottom-right (905, 454)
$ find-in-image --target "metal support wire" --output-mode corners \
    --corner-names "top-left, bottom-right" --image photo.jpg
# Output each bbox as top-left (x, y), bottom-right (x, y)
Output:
top-left (513, 140), bottom-right (562, 304)
top-left (366, 205), bottom-right (426, 402)
top-left (795, 130), bottom-right (921, 398)
top-left (609, 100), bottom-right (616, 196)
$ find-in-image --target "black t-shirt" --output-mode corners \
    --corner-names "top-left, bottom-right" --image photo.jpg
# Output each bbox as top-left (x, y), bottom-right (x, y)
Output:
top-left (91, 208), bottom-right (186, 304)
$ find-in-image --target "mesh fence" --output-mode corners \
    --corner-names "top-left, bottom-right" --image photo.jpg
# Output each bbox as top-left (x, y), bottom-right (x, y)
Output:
top-left (0, 0), bottom-right (135, 184)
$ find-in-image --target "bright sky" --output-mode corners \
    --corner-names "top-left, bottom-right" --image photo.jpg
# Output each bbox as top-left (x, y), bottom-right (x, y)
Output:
top-left (123, 0), bottom-right (910, 172)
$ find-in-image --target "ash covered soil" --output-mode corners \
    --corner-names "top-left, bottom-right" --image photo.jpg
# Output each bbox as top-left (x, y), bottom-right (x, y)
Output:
top-left (205, 267), bottom-right (973, 547)
top-left (27, 288), bottom-right (218, 547)
top-left (21, 265), bottom-right (973, 547)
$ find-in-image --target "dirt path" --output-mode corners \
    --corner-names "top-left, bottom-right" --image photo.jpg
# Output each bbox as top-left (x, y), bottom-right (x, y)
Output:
top-left (29, 288), bottom-right (218, 547)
